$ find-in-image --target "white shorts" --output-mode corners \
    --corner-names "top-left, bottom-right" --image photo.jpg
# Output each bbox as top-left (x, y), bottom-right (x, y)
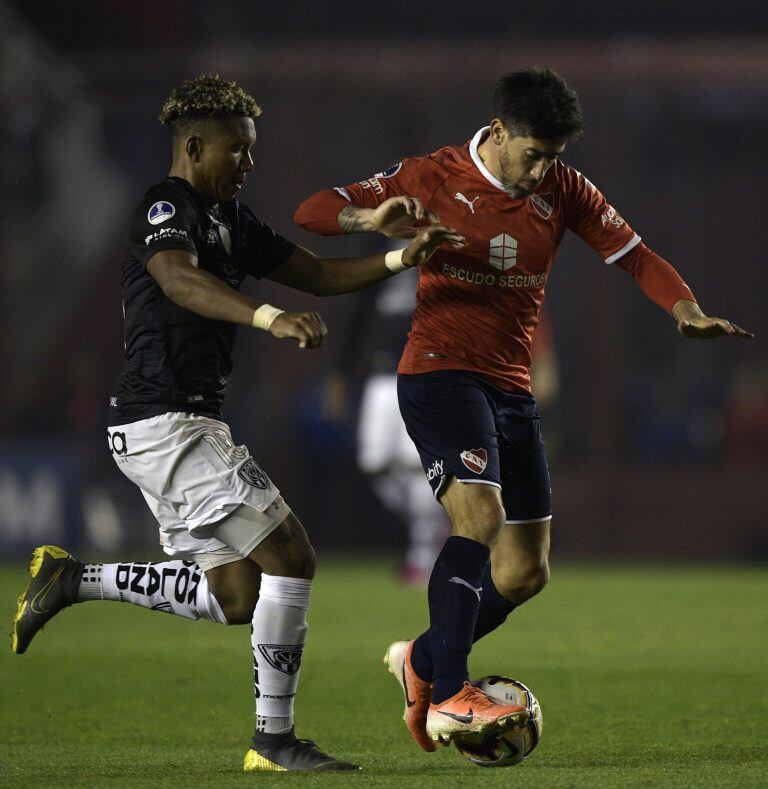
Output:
top-left (108, 412), bottom-right (290, 569)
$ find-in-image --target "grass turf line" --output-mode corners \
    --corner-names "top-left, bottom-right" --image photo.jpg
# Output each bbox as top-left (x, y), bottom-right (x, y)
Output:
top-left (1, 559), bottom-right (766, 787)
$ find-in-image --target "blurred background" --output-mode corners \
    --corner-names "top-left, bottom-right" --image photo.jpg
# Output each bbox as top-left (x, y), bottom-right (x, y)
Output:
top-left (1, 0), bottom-right (766, 569)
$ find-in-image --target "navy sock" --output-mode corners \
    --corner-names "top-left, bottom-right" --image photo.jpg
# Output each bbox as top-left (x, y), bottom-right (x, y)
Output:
top-left (411, 562), bottom-right (517, 685)
top-left (427, 536), bottom-right (490, 704)
top-left (473, 562), bottom-right (518, 641)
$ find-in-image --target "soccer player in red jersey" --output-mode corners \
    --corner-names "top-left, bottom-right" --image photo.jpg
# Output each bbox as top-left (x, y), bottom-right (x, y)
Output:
top-left (295, 68), bottom-right (752, 749)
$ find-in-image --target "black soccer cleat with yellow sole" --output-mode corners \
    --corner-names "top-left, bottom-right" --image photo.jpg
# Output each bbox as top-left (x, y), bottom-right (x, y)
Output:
top-left (243, 728), bottom-right (360, 772)
top-left (12, 545), bottom-right (84, 654)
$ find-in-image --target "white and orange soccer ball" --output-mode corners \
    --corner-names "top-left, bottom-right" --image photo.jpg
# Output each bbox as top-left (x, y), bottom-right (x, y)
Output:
top-left (454, 676), bottom-right (543, 768)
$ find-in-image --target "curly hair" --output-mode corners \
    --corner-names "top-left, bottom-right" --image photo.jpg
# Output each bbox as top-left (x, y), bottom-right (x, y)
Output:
top-left (159, 74), bottom-right (261, 137)
top-left (493, 68), bottom-right (583, 141)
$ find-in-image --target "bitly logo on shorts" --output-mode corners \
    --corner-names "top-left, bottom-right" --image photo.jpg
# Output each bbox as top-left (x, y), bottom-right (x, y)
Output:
top-left (460, 448), bottom-right (487, 474)
top-left (426, 458), bottom-right (444, 482)
top-left (488, 233), bottom-right (518, 271)
top-left (147, 201), bottom-right (176, 225)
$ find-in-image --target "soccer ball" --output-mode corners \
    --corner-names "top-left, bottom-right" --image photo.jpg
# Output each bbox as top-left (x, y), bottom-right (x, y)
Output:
top-left (454, 676), bottom-right (543, 768)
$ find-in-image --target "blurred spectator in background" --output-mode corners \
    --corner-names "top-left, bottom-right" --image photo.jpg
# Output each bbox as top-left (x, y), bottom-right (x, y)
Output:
top-left (356, 269), bottom-right (449, 584)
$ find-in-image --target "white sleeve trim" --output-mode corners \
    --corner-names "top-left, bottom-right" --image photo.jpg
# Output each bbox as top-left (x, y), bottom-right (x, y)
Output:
top-left (333, 187), bottom-right (351, 201)
top-left (604, 233), bottom-right (641, 265)
top-left (505, 515), bottom-right (553, 525)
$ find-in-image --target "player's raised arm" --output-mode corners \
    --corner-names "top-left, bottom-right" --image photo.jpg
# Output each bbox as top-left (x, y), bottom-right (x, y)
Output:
top-left (265, 224), bottom-right (465, 296)
top-left (146, 249), bottom-right (327, 348)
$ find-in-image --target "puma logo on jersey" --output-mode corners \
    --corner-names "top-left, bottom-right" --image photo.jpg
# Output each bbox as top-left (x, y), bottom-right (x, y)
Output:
top-left (454, 193), bottom-right (480, 213)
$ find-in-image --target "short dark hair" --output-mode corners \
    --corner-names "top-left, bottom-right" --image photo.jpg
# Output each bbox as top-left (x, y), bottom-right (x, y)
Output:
top-left (492, 67), bottom-right (583, 141)
top-left (159, 73), bottom-right (261, 141)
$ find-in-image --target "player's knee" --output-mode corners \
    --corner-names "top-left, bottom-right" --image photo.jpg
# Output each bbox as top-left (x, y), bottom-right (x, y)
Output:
top-left (221, 598), bottom-right (256, 624)
top-left (272, 535), bottom-right (316, 580)
top-left (287, 542), bottom-right (316, 580)
top-left (494, 560), bottom-right (550, 603)
top-left (215, 588), bottom-right (259, 624)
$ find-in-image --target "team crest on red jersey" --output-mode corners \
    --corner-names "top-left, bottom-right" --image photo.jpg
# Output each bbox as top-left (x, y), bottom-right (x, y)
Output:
top-left (460, 448), bottom-right (488, 474)
top-left (530, 193), bottom-right (554, 219)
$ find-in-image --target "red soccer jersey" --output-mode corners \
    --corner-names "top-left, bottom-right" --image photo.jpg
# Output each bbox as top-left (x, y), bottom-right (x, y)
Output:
top-left (296, 127), bottom-right (693, 394)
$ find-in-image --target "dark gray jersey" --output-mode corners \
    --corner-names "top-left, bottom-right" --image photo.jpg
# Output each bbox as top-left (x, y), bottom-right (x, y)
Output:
top-left (109, 177), bottom-right (295, 426)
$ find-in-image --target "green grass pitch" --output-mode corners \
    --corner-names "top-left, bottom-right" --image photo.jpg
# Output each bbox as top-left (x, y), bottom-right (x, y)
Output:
top-left (1, 558), bottom-right (766, 787)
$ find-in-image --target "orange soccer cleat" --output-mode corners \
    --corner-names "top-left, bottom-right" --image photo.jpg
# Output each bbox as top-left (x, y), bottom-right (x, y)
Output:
top-left (383, 640), bottom-right (437, 753)
top-left (426, 681), bottom-right (530, 746)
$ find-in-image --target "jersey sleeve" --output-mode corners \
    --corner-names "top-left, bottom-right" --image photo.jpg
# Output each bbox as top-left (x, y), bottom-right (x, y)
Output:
top-left (563, 166), bottom-right (641, 264)
top-left (614, 242), bottom-right (697, 314)
top-left (128, 184), bottom-right (198, 266)
top-left (294, 156), bottom-right (444, 235)
top-left (236, 205), bottom-right (296, 279)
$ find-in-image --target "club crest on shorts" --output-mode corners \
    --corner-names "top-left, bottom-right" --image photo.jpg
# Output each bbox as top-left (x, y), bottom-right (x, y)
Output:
top-left (258, 643), bottom-right (304, 675)
top-left (238, 458), bottom-right (268, 489)
top-left (460, 448), bottom-right (488, 474)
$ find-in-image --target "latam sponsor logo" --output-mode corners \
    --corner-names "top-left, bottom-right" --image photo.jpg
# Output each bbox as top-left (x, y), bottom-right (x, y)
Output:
top-left (601, 206), bottom-right (625, 228)
top-left (488, 233), bottom-right (518, 271)
top-left (145, 227), bottom-right (189, 245)
top-left (375, 162), bottom-right (403, 178)
top-left (530, 193), bottom-right (554, 219)
top-left (147, 201), bottom-right (175, 225)
top-left (442, 262), bottom-right (546, 289)
top-left (426, 458), bottom-right (444, 482)
top-left (460, 448), bottom-right (488, 474)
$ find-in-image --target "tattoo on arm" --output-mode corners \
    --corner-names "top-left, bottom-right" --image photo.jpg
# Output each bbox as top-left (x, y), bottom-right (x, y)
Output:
top-left (338, 204), bottom-right (367, 232)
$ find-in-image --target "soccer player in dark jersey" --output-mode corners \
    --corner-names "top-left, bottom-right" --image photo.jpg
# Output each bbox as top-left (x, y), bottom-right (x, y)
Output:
top-left (11, 74), bottom-right (465, 773)
top-left (295, 67), bottom-right (753, 750)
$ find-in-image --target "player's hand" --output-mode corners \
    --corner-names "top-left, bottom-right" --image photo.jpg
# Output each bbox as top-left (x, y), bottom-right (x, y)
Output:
top-left (677, 317), bottom-right (753, 340)
top-left (403, 224), bottom-right (467, 268)
top-left (371, 196), bottom-right (440, 239)
top-left (269, 311), bottom-right (328, 349)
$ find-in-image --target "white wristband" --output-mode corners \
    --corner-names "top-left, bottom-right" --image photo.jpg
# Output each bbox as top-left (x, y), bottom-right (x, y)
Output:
top-left (385, 249), bottom-right (408, 273)
top-left (252, 304), bottom-right (284, 331)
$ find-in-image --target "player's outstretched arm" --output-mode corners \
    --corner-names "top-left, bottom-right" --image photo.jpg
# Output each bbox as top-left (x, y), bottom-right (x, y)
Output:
top-left (265, 224), bottom-right (465, 297)
top-left (672, 299), bottom-right (753, 340)
top-left (338, 196), bottom-right (439, 239)
top-left (295, 191), bottom-right (438, 239)
top-left (147, 249), bottom-right (327, 348)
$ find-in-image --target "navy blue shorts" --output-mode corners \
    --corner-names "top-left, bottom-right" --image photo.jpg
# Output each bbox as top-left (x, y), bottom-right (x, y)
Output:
top-left (397, 371), bottom-right (552, 523)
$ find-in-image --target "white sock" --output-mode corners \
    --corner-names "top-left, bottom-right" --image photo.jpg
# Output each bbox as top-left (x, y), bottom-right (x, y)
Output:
top-left (77, 561), bottom-right (227, 623)
top-left (251, 573), bottom-right (312, 734)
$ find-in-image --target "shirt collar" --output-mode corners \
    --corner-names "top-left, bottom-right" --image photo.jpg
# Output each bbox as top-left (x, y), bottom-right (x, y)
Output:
top-left (469, 126), bottom-right (506, 191)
